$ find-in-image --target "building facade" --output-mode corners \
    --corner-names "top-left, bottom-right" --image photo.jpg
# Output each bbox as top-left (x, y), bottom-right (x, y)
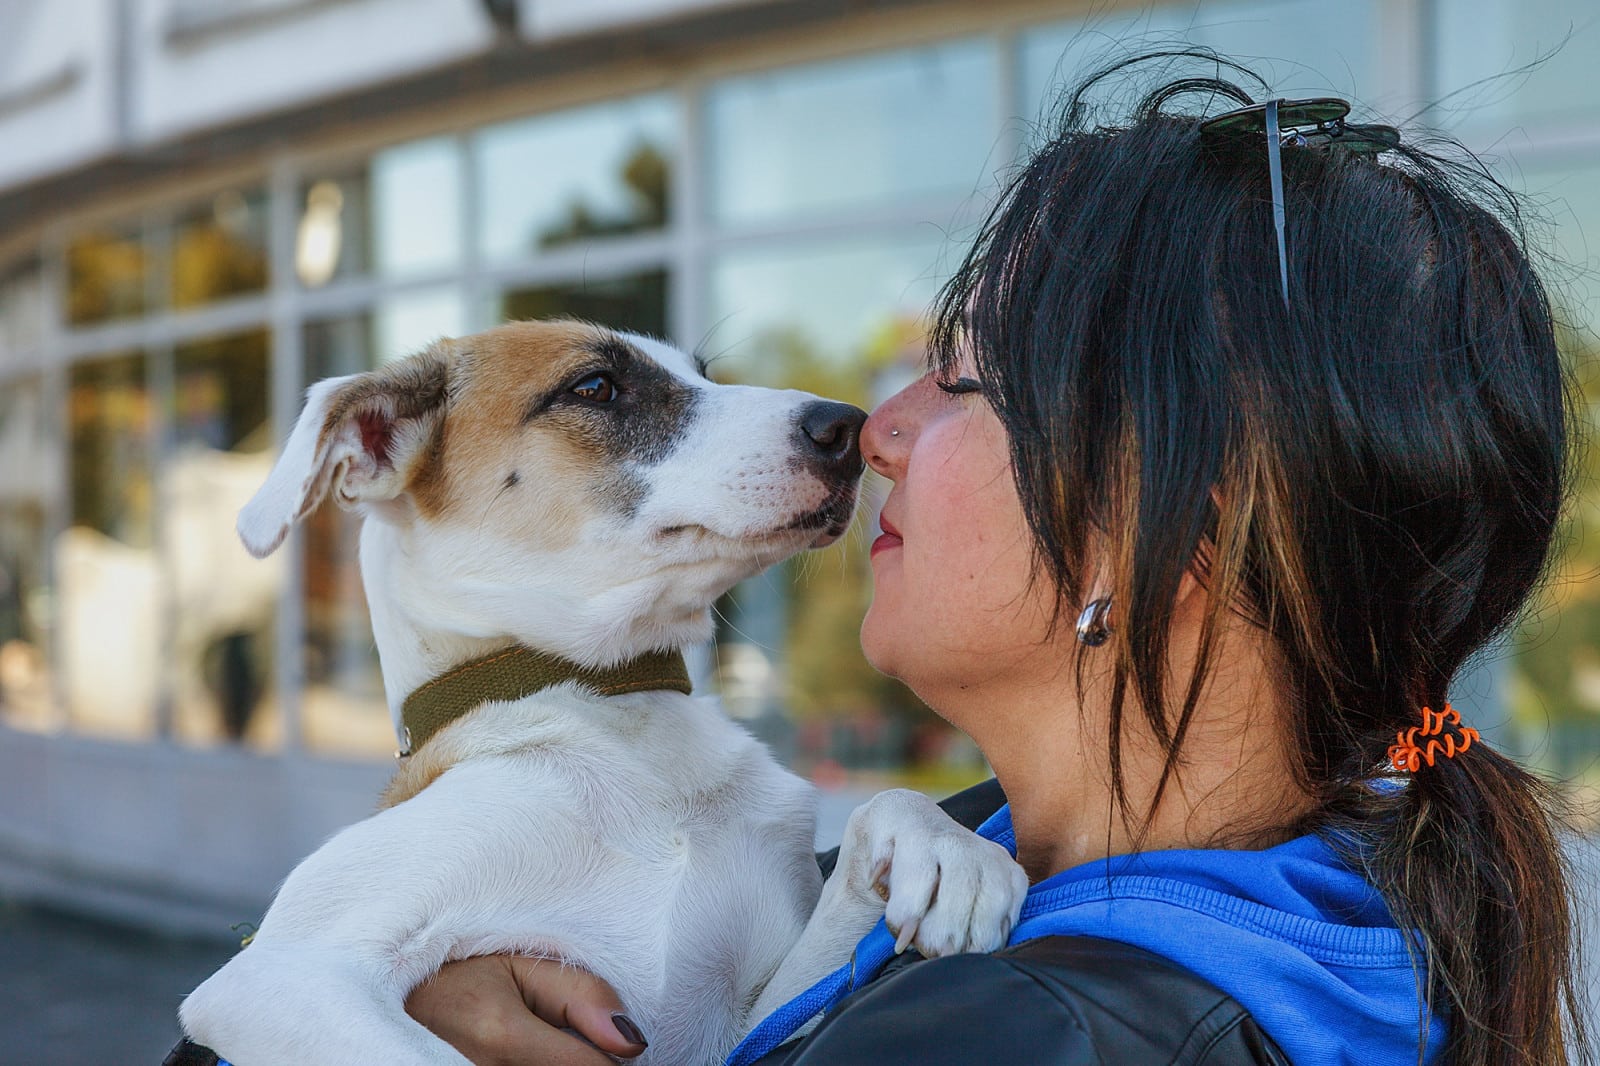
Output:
top-left (0, 0), bottom-right (1595, 931)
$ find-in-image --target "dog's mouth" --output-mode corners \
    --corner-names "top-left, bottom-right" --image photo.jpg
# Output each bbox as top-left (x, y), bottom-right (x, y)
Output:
top-left (783, 483), bottom-right (861, 547)
top-left (656, 484), bottom-right (860, 551)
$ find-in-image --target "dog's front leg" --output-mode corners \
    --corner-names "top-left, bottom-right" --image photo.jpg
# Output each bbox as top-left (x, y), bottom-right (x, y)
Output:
top-left (744, 789), bottom-right (1027, 1034)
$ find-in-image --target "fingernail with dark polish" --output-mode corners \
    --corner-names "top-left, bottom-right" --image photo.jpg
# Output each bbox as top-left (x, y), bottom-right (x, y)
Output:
top-left (612, 1012), bottom-right (648, 1047)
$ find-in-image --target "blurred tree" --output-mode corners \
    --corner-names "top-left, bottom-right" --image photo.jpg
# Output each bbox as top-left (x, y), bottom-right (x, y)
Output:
top-left (1508, 333), bottom-right (1600, 772)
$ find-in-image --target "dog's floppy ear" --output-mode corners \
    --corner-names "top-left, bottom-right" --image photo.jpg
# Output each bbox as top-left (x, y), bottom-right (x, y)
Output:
top-left (237, 343), bottom-right (452, 559)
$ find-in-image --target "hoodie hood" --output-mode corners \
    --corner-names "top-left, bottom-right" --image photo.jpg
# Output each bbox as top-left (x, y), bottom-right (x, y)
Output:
top-left (980, 804), bottom-right (1445, 1066)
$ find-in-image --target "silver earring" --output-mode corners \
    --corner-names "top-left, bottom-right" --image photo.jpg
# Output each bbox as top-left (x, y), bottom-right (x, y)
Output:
top-left (1076, 596), bottom-right (1113, 646)
top-left (890, 428), bottom-right (900, 437)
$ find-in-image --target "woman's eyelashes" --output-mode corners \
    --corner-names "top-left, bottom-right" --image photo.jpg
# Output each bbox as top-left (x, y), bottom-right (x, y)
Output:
top-left (935, 376), bottom-right (985, 397)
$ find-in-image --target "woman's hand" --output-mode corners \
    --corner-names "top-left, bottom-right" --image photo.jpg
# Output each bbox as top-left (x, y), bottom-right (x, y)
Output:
top-left (405, 955), bottom-right (648, 1066)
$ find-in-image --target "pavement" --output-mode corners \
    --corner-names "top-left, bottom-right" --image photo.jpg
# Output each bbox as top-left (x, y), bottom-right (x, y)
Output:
top-left (0, 902), bottom-right (235, 1065)
top-left (0, 834), bottom-right (1595, 1065)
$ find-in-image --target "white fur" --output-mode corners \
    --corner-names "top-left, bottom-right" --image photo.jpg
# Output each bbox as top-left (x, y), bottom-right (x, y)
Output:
top-left (183, 324), bottom-right (1028, 1065)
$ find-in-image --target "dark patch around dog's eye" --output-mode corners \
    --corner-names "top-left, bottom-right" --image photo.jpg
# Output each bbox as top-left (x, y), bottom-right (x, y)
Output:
top-left (576, 335), bottom-right (700, 467)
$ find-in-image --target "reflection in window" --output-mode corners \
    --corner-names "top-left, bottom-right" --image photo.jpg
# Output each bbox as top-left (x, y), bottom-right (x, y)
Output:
top-left (708, 236), bottom-right (984, 788)
top-left (168, 330), bottom-right (280, 751)
top-left (296, 169), bottom-right (374, 287)
top-left (477, 95), bottom-right (676, 260)
top-left (67, 227), bottom-right (147, 326)
top-left (172, 189), bottom-right (269, 309)
top-left (708, 40), bottom-right (997, 225)
top-left (499, 270), bottom-right (668, 339)
top-left (0, 379), bottom-right (52, 732)
top-left (64, 353), bottom-right (158, 738)
top-left (300, 314), bottom-right (391, 757)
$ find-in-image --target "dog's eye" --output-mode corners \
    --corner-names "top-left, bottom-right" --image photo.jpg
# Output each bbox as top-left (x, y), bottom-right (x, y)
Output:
top-left (570, 373), bottom-right (618, 404)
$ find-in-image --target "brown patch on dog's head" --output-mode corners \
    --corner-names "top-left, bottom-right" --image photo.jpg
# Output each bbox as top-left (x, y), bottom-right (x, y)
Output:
top-left (403, 320), bottom-right (701, 550)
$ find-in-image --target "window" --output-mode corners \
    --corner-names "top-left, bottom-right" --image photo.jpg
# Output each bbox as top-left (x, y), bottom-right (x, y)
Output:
top-left (64, 352), bottom-right (158, 738)
top-left (67, 227), bottom-right (147, 326)
top-left (172, 188), bottom-right (269, 308)
top-left (476, 95), bottom-right (677, 260)
top-left (499, 270), bottom-right (668, 339)
top-left (707, 40), bottom-right (998, 225)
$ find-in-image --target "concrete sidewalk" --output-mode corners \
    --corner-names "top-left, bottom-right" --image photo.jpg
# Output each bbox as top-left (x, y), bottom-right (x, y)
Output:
top-left (0, 903), bottom-right (235, 1065)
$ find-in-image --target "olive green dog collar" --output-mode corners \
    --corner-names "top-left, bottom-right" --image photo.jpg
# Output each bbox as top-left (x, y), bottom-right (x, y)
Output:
top-left (398, 646), bottom-right (692, 757)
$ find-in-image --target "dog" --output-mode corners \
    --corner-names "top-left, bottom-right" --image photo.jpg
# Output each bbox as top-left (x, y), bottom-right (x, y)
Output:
top-left (179, 320), bottom-right (1028, 1065)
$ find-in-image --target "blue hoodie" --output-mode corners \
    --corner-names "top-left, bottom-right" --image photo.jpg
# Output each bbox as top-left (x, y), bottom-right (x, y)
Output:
top-left (729, 803), bottom-right (1445, 1066)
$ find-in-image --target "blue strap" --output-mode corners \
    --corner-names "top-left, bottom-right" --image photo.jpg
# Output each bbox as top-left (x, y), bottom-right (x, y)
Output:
top-left (726, 805), bottom-right (1016, 1066)
top-left (724, 918), bottom-right (898, 1066)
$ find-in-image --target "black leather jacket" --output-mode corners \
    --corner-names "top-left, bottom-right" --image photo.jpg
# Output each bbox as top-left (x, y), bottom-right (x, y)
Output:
top-left (753, 779), bottom-right (1290, 1066)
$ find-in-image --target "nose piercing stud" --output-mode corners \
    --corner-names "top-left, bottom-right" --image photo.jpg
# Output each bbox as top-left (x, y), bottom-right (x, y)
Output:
top-left (890, 428), bottom-right (900, 437)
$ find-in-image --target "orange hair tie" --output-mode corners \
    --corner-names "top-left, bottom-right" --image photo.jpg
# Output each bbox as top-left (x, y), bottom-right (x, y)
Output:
top-left (1387, 703), bottom-right (1480, 774)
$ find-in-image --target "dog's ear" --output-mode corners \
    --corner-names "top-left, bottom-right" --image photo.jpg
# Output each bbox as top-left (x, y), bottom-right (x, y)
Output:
top-left (237, 343), bottom-right (452, 559)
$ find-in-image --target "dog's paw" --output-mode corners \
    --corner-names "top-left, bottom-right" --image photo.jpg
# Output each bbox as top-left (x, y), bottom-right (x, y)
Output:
top-left (844, 789), bottom-right (1028, 958)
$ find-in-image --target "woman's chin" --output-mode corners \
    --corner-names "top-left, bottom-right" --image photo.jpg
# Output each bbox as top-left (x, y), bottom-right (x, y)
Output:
top-left (858, 605), bottom-right (899, 678)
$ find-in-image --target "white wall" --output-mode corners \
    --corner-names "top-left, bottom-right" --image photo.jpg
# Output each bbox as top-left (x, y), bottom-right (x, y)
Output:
top-left (0, 0), bottom-right (119, 189)
top-left (0, 726), bottom-right (390, 934)
top-left (130, 0), bottom-right (496, 144)
top-left (519, 0), bottom-right (771, 40)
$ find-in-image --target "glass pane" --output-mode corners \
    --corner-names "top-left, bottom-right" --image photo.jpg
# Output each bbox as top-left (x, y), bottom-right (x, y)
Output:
top-left (707, 235), bottom-right (985, 790)
top-left (172, 188), bottom-right (269, 309)
top-left (0, 258), bottom-right (44, 364)
top-left (477, 95), bottom-right (676, 260)
top-left (373, 137), bottom-right (463, 278)
top-left (708, 236), bottom-right (947, 384)
top-left (374, 286), bottom-right (467, 364)
top-left (67, 227), bottom-right (147, 326)
top-left (295, 170), bottom-right (372, 287)
top-left (168, 329), bottom-right (280, 750)
top-left (1021, 1), bottom-right (1379, 128)
top-left (0, 379), bottom-right (53, 733)
top-left (64, 353), bottom-right (158, 738)
top-left (1433, 0), bottom-right (1599, 129)
top-left (707, 39), bottom-right (998, 225)
top-left (300, 314), bottom-right (391, 758)
top-left (498, 269), bottom-right (668, 339)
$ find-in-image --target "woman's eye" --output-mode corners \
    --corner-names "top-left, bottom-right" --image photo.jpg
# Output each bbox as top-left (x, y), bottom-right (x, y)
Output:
top-left (935, 376), bottom-right (984, 396)
top-left (570, 373), bottom-right (618, 403)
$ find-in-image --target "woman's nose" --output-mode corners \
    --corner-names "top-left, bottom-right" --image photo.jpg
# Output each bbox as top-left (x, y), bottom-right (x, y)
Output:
top-left (861, 405), bottom-right (906, 479)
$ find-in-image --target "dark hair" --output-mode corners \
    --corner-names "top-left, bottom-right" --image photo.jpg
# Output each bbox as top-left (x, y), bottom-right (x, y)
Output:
top-left (931, 52), bottom-right (1590, 1066)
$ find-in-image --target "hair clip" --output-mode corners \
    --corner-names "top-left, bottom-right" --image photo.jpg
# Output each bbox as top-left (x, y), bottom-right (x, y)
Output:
top-left (1199, 97), bottom-right (1402, 308)
top-left (1387, 703), bottom-right (1479, 774)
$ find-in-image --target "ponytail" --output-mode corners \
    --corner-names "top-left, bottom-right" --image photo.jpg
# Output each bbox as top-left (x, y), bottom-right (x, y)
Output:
top-left (1333, 743), bottom-right (1589, 1064)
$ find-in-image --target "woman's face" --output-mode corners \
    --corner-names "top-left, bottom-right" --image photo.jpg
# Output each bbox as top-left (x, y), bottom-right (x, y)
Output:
top-left (859, 364), bottom-right (1061, 710)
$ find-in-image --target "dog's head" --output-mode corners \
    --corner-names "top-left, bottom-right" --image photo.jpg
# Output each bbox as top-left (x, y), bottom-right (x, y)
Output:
top-left (238, 319), bottom-right (864, 664)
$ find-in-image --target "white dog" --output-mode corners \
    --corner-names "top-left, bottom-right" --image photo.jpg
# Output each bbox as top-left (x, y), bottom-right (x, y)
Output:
top-left (179, 320), bottom-right (1027, 1066)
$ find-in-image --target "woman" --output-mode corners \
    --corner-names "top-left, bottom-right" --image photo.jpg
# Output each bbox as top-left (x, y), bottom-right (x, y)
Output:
top-left (408, 56), bottom-right (1590, 1065)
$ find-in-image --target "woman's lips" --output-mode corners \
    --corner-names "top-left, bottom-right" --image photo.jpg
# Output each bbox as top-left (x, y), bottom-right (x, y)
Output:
top-left (871, 514), bottom-right (903, 558)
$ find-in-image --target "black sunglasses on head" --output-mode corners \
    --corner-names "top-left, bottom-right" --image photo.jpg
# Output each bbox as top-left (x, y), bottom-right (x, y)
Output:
top-left (1200, 97), bottom-right (1403, 307)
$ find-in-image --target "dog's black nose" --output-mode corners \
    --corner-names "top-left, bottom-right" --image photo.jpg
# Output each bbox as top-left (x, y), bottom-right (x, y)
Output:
top-left (796, 401), bottom-right (867, 478)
